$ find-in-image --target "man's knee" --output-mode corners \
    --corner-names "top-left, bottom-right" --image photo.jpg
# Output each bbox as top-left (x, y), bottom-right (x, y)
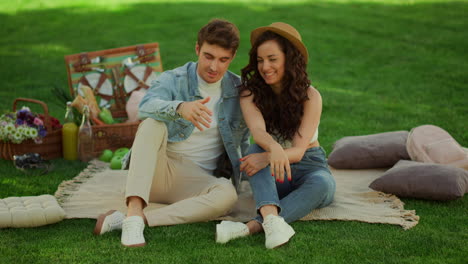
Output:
top-left (212, 180), bottom-right (238, 214)
top-left (139, 118), bottom-right (166, 132)
top-left (134, 118), bottom-right (167, 143)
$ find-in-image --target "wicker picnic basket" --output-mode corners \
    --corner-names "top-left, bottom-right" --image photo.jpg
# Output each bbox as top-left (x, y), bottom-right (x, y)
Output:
top-left (64, 43), bottom-right (163, 156)
top-left (0, 98), bottom-right (62, 160)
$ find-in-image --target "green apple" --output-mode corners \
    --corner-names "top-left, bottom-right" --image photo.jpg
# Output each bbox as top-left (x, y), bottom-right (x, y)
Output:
top-left (98, 149), bottom-right (113, 162)
top-left (98, 108), bottom-right (115, 124)
top-left (110, 155), bottom-right (123, 170)
top-left (113, 147), bottom-right (130, 158)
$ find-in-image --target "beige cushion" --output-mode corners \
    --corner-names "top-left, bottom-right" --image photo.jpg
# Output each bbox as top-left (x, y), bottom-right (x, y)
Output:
top-left (0, 195), bottom-right (65, 228)
top-left (369, 160), bottom-right (468, 201)
top-left (406, 124), bottom-right (468, 170)
top-left (327, 131), bottom-right (410, 169)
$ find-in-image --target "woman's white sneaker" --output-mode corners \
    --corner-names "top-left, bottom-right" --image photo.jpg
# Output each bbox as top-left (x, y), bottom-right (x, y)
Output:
top-left (216, 221), bottom-right (249, 244)
top-left (121, 216), bottom-right (146, 247)
top-left (93, 210), bottom-right (125, 235)
top-left (262, 215), bottom-right (295, 249)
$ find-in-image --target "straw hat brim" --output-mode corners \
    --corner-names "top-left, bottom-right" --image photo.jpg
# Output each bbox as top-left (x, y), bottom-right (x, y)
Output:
top-left (250, 25), bottom-right (309, 64)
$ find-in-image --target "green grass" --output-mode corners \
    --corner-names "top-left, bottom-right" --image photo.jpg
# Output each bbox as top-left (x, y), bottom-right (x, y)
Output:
top-left (1, 0), bottom-right (467, 263)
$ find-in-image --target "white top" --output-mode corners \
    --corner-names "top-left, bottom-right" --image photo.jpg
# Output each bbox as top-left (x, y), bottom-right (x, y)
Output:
top-left (167, 74), bottom-right (224, 174)
top-left (274, 124), bottom-right (319, 149)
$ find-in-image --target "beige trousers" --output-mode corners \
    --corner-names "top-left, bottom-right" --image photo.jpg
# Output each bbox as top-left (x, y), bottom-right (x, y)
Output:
top-left (125, 118), bottom-right (238, 226)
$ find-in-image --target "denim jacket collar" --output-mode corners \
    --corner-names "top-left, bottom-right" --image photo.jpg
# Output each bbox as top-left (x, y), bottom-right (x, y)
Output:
top-left (188, 62), bottom-right (238, 99)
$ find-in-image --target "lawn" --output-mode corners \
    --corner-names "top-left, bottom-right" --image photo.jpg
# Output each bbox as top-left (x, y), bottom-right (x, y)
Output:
top-left (1, 0), bottom-right (467, 263)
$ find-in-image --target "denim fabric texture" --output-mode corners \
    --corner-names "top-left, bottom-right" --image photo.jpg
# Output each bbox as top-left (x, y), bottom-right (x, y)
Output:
top-left (247, 144), bottom-right (336, 223)
top-left (128, 61), bottom-right (250, 189)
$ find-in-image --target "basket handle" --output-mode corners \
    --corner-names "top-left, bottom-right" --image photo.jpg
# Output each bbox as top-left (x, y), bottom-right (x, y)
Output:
top-left (13, 97), bottom-right (52, 132)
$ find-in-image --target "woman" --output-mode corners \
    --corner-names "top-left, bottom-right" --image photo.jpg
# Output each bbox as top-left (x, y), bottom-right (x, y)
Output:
top-left (216, 22), bottom-right (336, 249)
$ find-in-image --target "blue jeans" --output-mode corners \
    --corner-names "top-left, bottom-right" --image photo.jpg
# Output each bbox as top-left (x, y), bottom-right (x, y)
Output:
top-left (247, 144), bottom-right (336, 224)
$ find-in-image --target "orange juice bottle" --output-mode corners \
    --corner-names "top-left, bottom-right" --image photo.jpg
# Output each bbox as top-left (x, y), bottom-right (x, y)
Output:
top-left (62, 101), bottom-right (78, 160)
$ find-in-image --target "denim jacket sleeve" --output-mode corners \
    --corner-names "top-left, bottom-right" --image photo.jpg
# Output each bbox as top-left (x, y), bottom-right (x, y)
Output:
top-left (138, 72), bottom-right (184, 121)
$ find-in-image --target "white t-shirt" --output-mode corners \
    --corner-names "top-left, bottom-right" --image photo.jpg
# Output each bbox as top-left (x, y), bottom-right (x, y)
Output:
top-left (167, 74), bottom-right (224, 174)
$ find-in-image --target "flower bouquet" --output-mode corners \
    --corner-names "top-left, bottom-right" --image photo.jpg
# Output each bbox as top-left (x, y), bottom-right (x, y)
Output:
top-left (0, 98), bottom-right (63, 160)
top-left (1, 107), bottom-right (48, 144)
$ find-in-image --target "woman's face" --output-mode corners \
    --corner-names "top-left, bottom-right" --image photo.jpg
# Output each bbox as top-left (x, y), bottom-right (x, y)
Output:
top-left (256, 39), bottom-right (285, 93)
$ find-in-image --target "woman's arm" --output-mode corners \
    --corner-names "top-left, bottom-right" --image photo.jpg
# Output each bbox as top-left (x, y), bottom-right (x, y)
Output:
top-left (239, 91), bottom-right (291, 182)
top-left (239, 91), bottom-right (279, 152)
top-left (284, 87), bottom-right (322, 163)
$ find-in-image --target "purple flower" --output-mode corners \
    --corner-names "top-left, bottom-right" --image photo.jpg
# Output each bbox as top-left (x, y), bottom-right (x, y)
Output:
top-left (38, 127), bottom-right (47, 138)
top-left (17, 109), bottom-right (29, 120)
top-left (16, 119), bottom-right (24, 126)
top-left (26, 114), bottom-right (35, 125)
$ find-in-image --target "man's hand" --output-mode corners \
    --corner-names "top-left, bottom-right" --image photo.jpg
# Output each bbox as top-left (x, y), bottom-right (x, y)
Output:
top-left (177, 97), bottom-right (213, 131)
top-left (240, 152), bottom-right (270, 177)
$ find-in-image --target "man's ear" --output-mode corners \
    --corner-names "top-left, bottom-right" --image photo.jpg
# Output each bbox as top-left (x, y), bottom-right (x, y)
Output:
top-left (195, 42), bottom-right (200, 56)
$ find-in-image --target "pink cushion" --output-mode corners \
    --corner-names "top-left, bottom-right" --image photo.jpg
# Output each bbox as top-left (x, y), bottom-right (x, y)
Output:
top-left (406, 125), bottom-right (468, 170)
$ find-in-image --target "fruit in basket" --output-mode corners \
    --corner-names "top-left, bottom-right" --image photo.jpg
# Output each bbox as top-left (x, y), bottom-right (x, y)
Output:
top-left (98, 149), bottom-right (113, 162)
top-left (98, 108), bottom-right (115, 124)
top-left (110, 155), bottom-right (123, 170)
top-left (114, 147), bottom-right (129, 157)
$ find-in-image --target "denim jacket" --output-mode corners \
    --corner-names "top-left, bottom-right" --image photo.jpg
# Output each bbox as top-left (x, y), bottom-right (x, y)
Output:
top-left (135, 61), bottom-right (250, 189)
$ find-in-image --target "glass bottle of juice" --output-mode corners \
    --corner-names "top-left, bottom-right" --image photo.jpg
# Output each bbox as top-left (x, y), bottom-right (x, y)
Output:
top-left (78, 105), bottom-right (94, 162)
top-left (62, 101), bottom-right (78, 160)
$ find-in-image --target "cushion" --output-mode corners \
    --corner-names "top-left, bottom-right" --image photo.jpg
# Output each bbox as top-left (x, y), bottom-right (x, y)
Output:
top-left (0, 195), bottom-right (66, 228)
top-left (327, 131), bottom-right (410, 169)
top-left (406, 124), bottom-right (468, 170)
top-left (369, 160), bottom-right (468, 201)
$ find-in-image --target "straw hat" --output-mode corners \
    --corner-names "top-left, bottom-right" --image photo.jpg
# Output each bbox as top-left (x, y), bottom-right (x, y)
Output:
top-left (250, 22), bottom-right (309, 64)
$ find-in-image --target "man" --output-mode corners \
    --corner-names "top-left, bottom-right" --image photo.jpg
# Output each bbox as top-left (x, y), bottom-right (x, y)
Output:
top-left (93, 19), bottom-right (249, 247)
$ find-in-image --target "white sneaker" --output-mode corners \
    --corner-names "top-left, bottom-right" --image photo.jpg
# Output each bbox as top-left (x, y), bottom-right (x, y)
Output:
top-left (121, 216), bottom-right (146, 247)
top-left (93, 210), bottom-right (125, 235)
top-left (216, 221), bottom-right (250, 244)
top-left (262, 215), bottom-right (295, 249)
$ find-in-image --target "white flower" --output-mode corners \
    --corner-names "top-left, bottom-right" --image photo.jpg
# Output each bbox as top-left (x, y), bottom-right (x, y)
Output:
top-left (23, 127), bottom-right (33, 138)
top-left (30, 128), bottom-right (38, 138)
top-left (4, 123), bottom-right (15, 134)
top-left (17, 125), bottom-right (26, 135)
top-left (12, 130), bottom-right (23, 144)
top-left (21, 106), bottom-right (31, 112)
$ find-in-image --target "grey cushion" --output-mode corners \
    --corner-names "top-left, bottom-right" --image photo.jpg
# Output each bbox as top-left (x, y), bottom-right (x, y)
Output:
top-left (328, 131), bottom-right (410, 169)
top-left (369, 160), bottom-right (468, 201)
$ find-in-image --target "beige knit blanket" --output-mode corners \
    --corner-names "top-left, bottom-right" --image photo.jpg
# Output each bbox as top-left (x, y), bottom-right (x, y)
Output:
top-left (55, 160), bottom-right (419, 230)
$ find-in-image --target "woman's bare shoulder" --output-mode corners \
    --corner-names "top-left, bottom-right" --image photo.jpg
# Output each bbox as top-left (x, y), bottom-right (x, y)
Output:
top-left (307, 86), bottom-right (322, 102)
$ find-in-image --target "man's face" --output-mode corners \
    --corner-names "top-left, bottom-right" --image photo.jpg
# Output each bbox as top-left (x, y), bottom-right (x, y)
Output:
top-left (196, 41), bottom-right (235, 83)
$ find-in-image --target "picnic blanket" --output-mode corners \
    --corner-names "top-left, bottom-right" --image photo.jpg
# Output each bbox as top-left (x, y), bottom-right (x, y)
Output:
top-left (55, 160), bottom-right (419, 230)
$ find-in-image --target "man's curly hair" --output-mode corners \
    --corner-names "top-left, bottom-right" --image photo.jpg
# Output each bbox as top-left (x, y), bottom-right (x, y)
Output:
top-left (239, 31), bottom-right (311, 143)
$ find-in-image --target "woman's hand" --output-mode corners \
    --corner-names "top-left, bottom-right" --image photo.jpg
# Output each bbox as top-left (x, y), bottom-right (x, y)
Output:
top-left (177, 97), bottom-right (213, 131)
top-left (269, 144), bottom-right (291, 183)
top-left (239, 153), bottom-right (270, 177)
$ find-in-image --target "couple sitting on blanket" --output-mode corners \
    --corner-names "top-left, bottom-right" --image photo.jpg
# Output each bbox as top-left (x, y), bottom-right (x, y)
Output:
top-left (93, 19), bottom-right (336, 249)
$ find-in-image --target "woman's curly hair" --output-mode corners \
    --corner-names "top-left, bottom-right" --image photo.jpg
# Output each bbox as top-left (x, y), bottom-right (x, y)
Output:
top-left (239, 31), bottom-right (311, 143)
